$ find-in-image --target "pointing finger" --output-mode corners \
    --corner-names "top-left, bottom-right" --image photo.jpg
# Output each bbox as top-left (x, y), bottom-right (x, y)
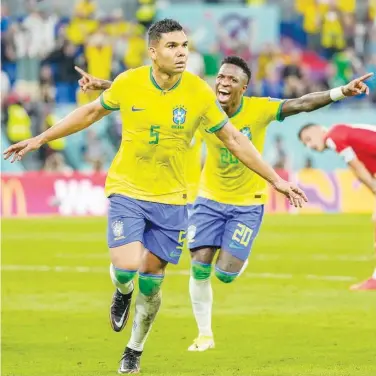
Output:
top-left (357, 72), bottom-right (374, 82)
top-left (75, 66), bottom-right (90, 78)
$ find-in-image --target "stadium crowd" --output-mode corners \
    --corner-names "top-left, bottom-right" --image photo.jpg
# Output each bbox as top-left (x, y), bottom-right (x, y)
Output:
top-left (1, 0), bottom-right (375, 173)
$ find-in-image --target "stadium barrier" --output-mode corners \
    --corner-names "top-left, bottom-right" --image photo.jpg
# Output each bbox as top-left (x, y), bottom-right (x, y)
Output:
top-left (1, 170), bottom-right (373, 217)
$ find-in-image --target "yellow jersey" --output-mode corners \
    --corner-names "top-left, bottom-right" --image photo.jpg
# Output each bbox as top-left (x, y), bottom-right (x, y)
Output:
top-left (100, 66), bottom-right (228, 205)
top-left (185, 131), bottom-right (203, 204)
top-left (198, 96), bottom-right (284, 206)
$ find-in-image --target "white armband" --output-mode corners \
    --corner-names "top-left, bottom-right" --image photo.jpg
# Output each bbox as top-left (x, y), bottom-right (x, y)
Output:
top-left (330, 87), bottom-right (346, 102)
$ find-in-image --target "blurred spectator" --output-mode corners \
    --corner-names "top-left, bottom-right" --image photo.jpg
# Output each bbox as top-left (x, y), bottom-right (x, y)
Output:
top-left (136, 0), bottom-right (156, 29)
top-left (107, 114), bottom-right (122, 150)
top-left (1, 0), bottom-right (374, 175)
top-left (13, 10), bottom-right (57, 85)
top-left (74, 0), bottom-right (97, 18)
top-left (85, 29), bottom-right (113, 80)
top-left (44, 40), bottom-right (81, 103)
top-left (123, 24), bottom-right (147, 70)
top-left (44, 152), bottom-right (73, 174)
top-left (301, 0), bottom-right (321, 49)
top-left (39, 109), bottom-right (66, 160)
top-left (338, 0), bottom-right (356, 14)
top-left (3, 95), bottom-right (33, 144)
top-left (81, 129), bottom-right (106, 171)
top-left (260, 66), bottom-right (284, 98)
top-left (65, 15), bottom-right (99, 46)
top-left (1, 5), bottom-right (10, 33)
top-left (256, 44), bottom-right (275, 81)
top-left (281, 50), bottom-right (302, 79)
top-left (1, 71), bottom-right (10, 102)
top-left (331, 48), bottom-right (362, 85)
top-left (321, 5), bottom-right (345, 54)
top-left (186, 43), bottom-right (205, 78)
top-left (266, 135), bottom-right (290, 170)
top-left (283, 75), bottom-right (307, 99)
top-left (39, 65), bottom-right (56, 104)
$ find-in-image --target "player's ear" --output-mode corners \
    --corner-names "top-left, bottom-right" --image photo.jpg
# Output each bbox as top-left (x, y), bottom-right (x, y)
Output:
top-left (148, 46), bottom-right (157, 61)
top-left (242, 84), bottom-right (248, 93)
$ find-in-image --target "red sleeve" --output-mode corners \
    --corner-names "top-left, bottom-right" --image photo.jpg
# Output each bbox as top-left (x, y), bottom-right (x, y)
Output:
top-left (326, 124), bottom-right (357, 163)
top-left (326, 125), bottom-right (349, 153)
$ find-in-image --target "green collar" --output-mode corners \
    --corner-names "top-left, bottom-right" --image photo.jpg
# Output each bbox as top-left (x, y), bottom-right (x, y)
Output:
top-left (150, 67), bottom-right (182, 92)
top-left (230, 97), bottom-right (244, 119)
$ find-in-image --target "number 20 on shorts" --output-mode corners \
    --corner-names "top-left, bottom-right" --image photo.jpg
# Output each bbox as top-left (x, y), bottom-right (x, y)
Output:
top-left (232, 224), bottom-right (253, 247)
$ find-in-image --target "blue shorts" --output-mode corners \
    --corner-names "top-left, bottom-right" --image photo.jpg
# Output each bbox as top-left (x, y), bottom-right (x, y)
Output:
top-left (187, 197), bottom-right (264, 261)
top-left (107, 194), bottom-right (187, 264)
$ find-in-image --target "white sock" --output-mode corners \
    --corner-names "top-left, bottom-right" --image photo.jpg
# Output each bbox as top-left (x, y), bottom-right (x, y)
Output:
top-left (189, 276), bottom-right (213, 337)
top-left (237, 258), bottom-right (249, 278)
top-left (127, 291), bottom-right (162, 352)
top-left (109, 264), bottom-right (134, 295)
top-left (372, 268), bottom-right (376, 279)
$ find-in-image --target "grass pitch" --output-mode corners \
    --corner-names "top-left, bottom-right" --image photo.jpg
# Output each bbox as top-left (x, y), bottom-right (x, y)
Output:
top-left (2, 214), bottom-right (375, 376)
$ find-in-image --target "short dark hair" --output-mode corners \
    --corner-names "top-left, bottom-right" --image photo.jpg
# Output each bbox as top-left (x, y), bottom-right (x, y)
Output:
top-left (221, 56), bottom-right (251, 84)
top-left (148, 19), bottom-right (183, 44)
top-left (298, 122), bottom-right (317, 140)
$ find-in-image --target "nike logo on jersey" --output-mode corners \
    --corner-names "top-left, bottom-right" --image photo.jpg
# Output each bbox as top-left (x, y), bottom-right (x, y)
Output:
top-left (131, 106), bottom-right (145, 112)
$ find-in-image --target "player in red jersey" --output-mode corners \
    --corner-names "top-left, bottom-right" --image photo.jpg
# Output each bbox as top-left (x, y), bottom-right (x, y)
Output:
top-left (299, 122), bottom-right (376, 290)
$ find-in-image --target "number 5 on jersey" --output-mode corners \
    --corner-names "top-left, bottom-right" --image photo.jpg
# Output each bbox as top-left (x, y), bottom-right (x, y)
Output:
top-left (149, 125), bottom-right (160, 144)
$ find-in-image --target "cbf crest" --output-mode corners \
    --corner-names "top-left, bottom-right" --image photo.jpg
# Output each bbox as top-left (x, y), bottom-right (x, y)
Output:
top-left (240, 126), bottom-right (252, 140)
top-left (112, 220), bottom-right (125, 241)
top-left (172, 106), bottom-right (187, 128)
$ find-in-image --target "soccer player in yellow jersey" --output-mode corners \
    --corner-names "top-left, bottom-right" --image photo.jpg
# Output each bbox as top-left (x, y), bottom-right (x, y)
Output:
top-left (186, 56), bottom-right (373, 352)
top-left (4, 20), bottom-right (307, 373)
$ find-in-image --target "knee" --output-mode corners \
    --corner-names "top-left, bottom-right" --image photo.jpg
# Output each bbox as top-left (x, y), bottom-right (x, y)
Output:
top-left (138, 273), bottom-right (164, 296)
top-left (214, 265), bottom-right (238, 284)
top-left (191, 261), bottom-right (212, 281)
top-left (110, 264), bottom-right (137, 284)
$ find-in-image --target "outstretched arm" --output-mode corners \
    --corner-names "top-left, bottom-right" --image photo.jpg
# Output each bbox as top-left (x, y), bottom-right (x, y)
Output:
top-left (281, 72), bottom-right (374, 119)
top-left (215, 122), bottom-right (308, 207)
top-left (4, 99), bottom-right (111, 162)
top-left (348, 158), bottom-right (376, 195)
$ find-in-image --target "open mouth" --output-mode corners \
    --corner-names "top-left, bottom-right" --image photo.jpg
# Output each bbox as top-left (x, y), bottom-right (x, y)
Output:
top-left (217, 89), bottom-right (231, 102)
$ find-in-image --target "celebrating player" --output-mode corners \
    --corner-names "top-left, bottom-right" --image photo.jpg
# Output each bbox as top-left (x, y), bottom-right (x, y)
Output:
top-left (74, 55), bottom-right (373, 352)
top-left (299, 122), bottom-right (376, 291)
top-left (3, 20), bottom-right (307, 373)
top-left (185, 60), bottom-right (373, 352)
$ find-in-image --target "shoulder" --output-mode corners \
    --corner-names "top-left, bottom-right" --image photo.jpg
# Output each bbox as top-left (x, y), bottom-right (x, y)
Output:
top-left (182, 71), bottom-right (214, 95)
top-left (114, 66), bottom-right (149, 84)
top-left (327, 124), bottom-right (350, 139)
top-left (326, 124), bottom-right (350, 150)
top-left (242, 96), bottom-right (276, 112)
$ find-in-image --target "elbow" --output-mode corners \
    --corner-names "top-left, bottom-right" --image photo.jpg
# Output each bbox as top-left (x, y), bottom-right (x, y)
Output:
top-left (225, 135), bottom-right (241, 155)
top-left (83, 105), bottom-right (104, 126)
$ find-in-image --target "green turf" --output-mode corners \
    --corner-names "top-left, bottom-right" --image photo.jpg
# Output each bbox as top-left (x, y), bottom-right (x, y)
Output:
top-left (2, 214), bottom-right (375, 376)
